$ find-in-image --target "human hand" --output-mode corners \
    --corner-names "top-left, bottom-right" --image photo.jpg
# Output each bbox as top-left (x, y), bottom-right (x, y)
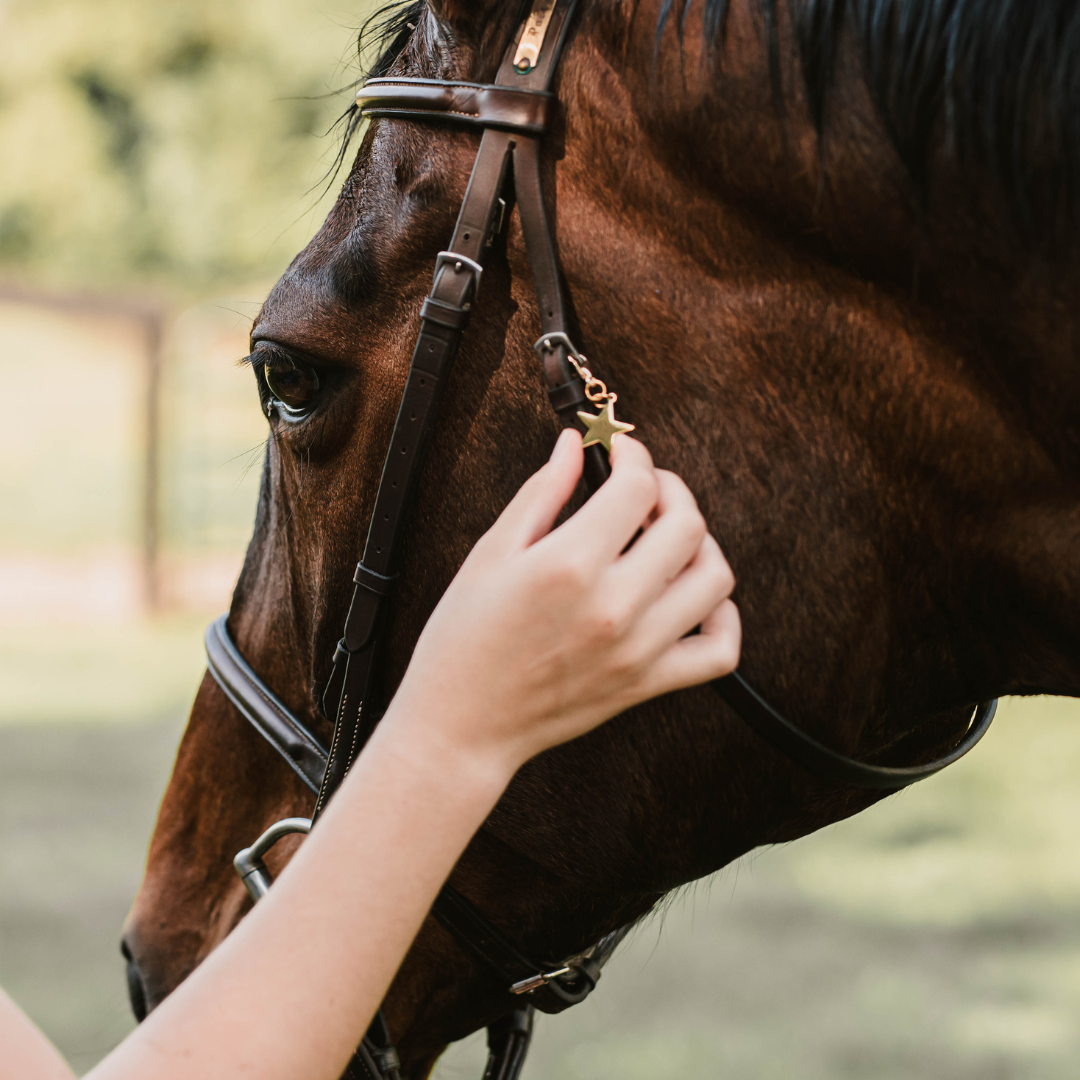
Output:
top-left (383, 429), bottom-right (741, 780)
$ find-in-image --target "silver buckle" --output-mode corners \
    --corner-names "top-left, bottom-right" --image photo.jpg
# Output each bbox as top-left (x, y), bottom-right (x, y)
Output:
top-left (532, 330), bottom-right (584, 360)
top-left (509, 965), bottom-right (573, 995)
top-left (433, 250), bottom-right (484, 294)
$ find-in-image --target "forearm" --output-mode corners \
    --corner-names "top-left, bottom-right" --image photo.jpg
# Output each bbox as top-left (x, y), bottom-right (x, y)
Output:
top-left (0, 988), bottom-right (76, 1080)
top-left (58, 434), bottom-right (736, 1080)
top-left (87, 711), bottom-right (511, 1080)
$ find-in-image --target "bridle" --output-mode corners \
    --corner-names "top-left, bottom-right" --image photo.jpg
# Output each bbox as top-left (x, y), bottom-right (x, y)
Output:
top-left (204, 1), bottom-right (998, 1077)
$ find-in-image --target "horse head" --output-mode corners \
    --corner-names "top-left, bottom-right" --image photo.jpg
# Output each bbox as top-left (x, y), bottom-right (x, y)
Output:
top-left (125, 0), bottom-right (1080, 1075)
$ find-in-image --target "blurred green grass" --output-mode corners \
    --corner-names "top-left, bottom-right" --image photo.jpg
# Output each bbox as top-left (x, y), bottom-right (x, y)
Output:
top-left (440, 694), bottom-right (1080, 1080)
top-left (0, 0), bottom-right (365, 293)
top-left (3, 691), bottom-right (1080, 1078)
top-left (0, 619), bottom-right (207, 726)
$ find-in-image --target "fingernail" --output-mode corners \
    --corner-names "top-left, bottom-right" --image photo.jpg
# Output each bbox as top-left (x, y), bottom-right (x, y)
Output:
top-left (549, 428), bottom-right (574, 461)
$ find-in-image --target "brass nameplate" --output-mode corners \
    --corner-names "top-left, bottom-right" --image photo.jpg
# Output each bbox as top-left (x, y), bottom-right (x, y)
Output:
top-left (513, 0), bottom-right (557, 73)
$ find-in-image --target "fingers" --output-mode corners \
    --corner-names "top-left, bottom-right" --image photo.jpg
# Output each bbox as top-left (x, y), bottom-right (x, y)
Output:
top-left (632, 533), bottom-right (736, 654)
top-left (485, 433), bottom-right (663, 572)
top-left (643, 597), bottom-right (742, 697)
top-left (546, 435), bottom-right (659, 564)
top-left (607, 470), bottom-right (707, 612)
top-left (480, 429), bottom-right (584, 555)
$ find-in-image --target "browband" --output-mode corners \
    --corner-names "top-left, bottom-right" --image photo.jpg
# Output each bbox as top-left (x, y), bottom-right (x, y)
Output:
top-left (356, 78), bottom-right (556, 135)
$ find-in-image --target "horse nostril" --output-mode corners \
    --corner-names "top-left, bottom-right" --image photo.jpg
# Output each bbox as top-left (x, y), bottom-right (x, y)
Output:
top-left (120, 938), bottom-right (149, 1023)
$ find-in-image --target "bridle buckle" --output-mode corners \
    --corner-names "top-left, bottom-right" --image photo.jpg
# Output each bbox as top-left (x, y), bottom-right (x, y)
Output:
top-left (532, 329), bottom-right (583, 360)
top-left (433, 250), bottom-right (484, 295)
top-left (509, 965), bottom-right (573, 995)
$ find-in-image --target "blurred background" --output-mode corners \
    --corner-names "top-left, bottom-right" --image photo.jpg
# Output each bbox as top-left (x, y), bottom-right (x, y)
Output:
top-left (2, 0), bottom-right (1080, 1077)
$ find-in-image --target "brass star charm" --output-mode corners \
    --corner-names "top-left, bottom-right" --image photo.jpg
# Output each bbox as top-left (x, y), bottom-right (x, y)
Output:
top-left (577, 401), bottom-right (635, 452)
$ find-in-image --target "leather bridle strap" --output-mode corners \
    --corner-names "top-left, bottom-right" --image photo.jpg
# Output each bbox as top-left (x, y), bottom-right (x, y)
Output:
top-left (314, 125), bottom-right (515, 813)
top-left (205, 614), bottom-right (327, 792)
top-left (356, 78), bottom-right (555, 133)
top-left (714, 673), bottom-right (996, 789)
top-left (314, 0), bottom-right (602, 823)
top-left (433, 885), bottom-right (632, 1009)
top-left (206, 613), bottom-right (998, 806)
top-left (206, 618), bottom-right (614, 1015)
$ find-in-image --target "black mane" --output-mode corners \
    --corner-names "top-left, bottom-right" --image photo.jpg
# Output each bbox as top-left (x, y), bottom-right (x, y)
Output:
top-left (356, 0), bottom-right (1080, 231)
top-left (661, 0), bottom-right (1080, 228)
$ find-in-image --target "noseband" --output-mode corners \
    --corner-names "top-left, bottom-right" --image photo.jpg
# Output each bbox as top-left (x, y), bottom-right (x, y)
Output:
top-left (205, 2), bottom-right (997, 1077)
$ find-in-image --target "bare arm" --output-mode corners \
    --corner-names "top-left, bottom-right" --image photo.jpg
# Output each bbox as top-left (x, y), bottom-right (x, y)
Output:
top-left (0, 989), bottom-right (76, 1080)
top-left (3, 432), bottom-right (740, 1080)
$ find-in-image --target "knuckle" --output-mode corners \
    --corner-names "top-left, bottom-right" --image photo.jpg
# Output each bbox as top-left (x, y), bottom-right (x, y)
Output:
top-left (656, 474), bottom-right (704, 532)
top-left (583, 612), bottom-right (616, 646)
top-left (702, 536), bottom-right (735, 592)
top-left (715, 607), bottom-right (742, 672)
top-left (528, 549), bottom-right (589, 597)
top-left (682, 506), bottom-right (708, 545)
top-left (656, 468), bottom-right (691, 501)
top-left (713, 557), bottom-right (735, 597)
top-left (548, 555), bottom-right (591, 594)
top-left (608, 640), bottom-right (651, 682)
top-left (587, 598), bottom-right (634, 644)
top-left (617, 433), bottom-right (654, 468)
top-left (660, 470), bottom-right (701, 515)
top-left (623, 464), bottom-right (659, 506)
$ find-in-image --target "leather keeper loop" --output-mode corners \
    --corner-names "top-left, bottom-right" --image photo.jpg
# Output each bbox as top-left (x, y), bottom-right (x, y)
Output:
top-left (421, 296), bottom-right (470, 331)
top-left (353, 562), bottom-right (398, 595)
top-left (372, 1047), bottom-right (401, 1074)
top-left (547, 378), bottom-right (587, 414)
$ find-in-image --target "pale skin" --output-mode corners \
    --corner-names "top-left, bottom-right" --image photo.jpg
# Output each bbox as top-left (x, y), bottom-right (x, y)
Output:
top-left (0, 431), bottom-right (741, 1080)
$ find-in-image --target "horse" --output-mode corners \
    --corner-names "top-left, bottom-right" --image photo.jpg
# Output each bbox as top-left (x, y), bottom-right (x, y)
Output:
top-left (123, 0), bottom-right (1080, 1075)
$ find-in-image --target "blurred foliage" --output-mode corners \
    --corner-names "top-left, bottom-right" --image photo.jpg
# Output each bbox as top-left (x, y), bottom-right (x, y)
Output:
top-left (0, 0), bottom-right (371, 293)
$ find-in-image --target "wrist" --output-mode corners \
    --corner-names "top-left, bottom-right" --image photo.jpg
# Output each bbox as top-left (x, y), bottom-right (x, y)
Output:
top-left (372, 692), bottom-right (523, 809)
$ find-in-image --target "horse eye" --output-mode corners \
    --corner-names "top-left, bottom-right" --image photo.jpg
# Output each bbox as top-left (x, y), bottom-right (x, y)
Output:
top-left (262, 353), bottom-right (321, 415)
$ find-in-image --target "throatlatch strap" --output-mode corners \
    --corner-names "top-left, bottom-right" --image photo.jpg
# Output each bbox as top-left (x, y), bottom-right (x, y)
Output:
top-left (711, 674), bottom-right (997, 789)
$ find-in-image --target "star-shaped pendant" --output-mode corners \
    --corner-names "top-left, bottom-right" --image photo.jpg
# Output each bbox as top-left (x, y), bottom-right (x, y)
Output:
top-left (577, 401), bottom-right (635, 452)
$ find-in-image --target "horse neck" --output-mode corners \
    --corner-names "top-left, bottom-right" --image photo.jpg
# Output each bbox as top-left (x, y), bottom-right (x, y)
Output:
top-left (555, 1), bottom-right (1080, 708)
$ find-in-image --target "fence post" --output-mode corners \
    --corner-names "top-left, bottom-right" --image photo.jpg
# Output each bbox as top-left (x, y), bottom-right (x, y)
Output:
top-left (142, 310), bottom-right (164, 613)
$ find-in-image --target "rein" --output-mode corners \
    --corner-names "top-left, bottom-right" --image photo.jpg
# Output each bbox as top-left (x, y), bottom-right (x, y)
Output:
top-left (205, 1), bottom-right (997, 1076)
